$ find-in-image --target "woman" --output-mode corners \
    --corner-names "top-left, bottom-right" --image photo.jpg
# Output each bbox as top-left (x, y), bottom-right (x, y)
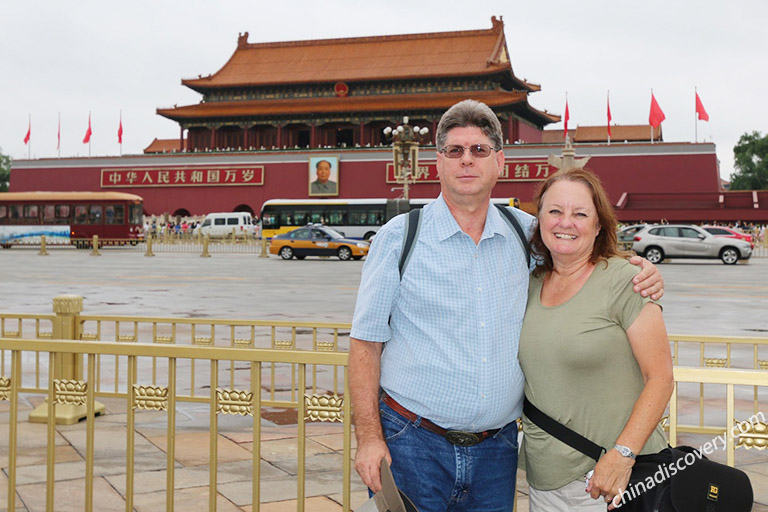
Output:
top-left (518, 167), bottom-right (674, 510)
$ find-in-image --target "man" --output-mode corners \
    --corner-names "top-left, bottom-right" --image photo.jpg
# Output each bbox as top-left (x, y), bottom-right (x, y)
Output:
top-left (310, 159), bottom-right (337, 194)
top-left (349, 99), bottom-right (663, 511)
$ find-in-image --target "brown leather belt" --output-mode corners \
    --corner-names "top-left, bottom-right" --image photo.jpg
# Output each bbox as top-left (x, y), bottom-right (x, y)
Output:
top-left (382, 393), bottom-right (500, 447)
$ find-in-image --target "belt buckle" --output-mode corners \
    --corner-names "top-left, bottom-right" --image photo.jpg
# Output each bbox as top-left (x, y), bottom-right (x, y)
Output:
top-left (445, 430), bottom-right (481, 447)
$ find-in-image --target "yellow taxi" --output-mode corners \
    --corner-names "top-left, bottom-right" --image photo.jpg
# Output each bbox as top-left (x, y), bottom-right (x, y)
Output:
top-left (268, 224), bottom-right (370, 261)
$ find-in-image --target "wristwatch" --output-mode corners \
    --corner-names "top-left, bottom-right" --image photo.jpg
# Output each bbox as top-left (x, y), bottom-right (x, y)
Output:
top-left (613, 444), bottom-right (636, 460)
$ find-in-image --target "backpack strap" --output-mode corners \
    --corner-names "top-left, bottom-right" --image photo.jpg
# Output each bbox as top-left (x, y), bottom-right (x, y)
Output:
top-left (494, 203), bottom-right (531, 263)
top-left (398, 208), bottom-right (423, 280)
top-left (399, 204), bottom-right (530, 279)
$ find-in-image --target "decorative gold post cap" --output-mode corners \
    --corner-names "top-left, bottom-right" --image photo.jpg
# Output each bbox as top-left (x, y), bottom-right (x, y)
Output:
top-left (52, 295), bottom-right (84, 315)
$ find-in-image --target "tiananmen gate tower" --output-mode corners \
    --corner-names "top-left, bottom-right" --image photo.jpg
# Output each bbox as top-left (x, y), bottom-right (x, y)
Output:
top-left (11, 16), bottom-right (768, 222)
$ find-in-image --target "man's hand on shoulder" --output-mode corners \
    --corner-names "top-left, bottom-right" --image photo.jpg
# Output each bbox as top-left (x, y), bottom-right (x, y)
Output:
top-left (629, 255), bottom-right (664, 300)
top-left (354, 436), bottom-right (391, 493)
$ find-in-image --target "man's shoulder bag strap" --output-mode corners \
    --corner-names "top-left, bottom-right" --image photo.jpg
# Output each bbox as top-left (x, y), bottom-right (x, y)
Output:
top-left (398, 204), bottom-right (530, 280)
top-left (398, 208), bottom-right (423, 280)
top-left (494, 203), bottom-right (531, 263)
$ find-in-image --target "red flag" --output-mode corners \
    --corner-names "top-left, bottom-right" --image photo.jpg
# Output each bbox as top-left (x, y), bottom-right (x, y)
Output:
top-left (23, 119), bottom-right (31, 145)
top-left (83, 113), bottom-right (92, 144)
top-left (695, 92), bottom-right (709, 122)
top-left (57, 115), bottom-right (61, 150)
top-left (649, 93), bottom-right (665, 128)
top-left (118, 117), bottom-right (123, 144)
top-left (564, 99), bottom-right (570, 140)
top-left (606, 95), bottom-right (612, 138)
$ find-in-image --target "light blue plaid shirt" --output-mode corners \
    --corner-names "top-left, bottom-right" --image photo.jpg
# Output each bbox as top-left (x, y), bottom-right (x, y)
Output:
top-left (351, 195), bottom-right (535, 431)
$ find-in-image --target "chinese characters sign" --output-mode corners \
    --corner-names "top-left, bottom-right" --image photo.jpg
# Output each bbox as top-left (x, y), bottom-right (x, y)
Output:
top-left (101, 165), bottom-right (264, 188)
top-left (386, 160), bottom-right (554, 183)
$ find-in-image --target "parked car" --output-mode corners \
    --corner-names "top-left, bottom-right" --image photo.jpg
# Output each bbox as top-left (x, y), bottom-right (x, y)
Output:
top-left (631, 224), bottom-right (752, 265)
top-left (194, 212), bottom-right (257, 238)
top-left (268, 224), bottom-right (369, 261)
top-left (702, 225), bottom-right (754, 249)
top-left (617, 224), bottom-right (647, 242)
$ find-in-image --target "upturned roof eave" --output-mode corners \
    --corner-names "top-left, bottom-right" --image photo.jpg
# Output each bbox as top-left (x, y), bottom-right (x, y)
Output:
top-left (181, 66), bottom-right (520, 92)
top-left (156, 90), bottom-right (530, 122)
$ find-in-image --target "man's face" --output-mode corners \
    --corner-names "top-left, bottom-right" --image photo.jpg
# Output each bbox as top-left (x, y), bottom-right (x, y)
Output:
top-left (436, 126), bottom-right (504, 205)
top-left (316, 161), bottom-right (332, 183)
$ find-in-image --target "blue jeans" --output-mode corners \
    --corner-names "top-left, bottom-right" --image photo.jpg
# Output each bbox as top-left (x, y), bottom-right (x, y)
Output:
top-left (379, 399), bottom-right (519, 512)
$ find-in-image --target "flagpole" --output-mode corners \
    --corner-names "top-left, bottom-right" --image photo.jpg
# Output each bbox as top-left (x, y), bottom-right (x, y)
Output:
top-left (564, 91), bottom-right (569, 143)
top-left (28, 114), bottom-right (31, 159)
top-left (119, 110), bottom-right (123, 156)
top-left (57, 112), bottom-right (61, 158)
top-left (694, 86), bottom-right (698, 143)
top-left (650, 90), bottom-right (654, 145)
top-left (89, 111), bottom-right (92, 157)
top-left (607, 90), bottom-right (611, 146)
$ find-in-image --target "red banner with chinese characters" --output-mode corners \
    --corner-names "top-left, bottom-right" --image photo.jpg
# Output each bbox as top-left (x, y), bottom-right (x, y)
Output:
top-left (386, 160), bottom-right (554, 183)
top-left (101, 165), bottom-right (264, 188)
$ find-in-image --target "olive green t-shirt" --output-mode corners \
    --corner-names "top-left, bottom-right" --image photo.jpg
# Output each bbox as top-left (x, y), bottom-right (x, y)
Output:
top-left (519, 256), bottom-right (668, 490)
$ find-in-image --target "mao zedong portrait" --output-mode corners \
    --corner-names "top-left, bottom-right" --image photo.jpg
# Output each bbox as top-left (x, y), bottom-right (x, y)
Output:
top-left (310, 158), bottom-right (338, 195)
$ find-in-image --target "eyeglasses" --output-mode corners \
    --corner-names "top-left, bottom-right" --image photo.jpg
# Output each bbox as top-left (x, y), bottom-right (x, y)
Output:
top-left (439, 144), bottom-right (500, 159)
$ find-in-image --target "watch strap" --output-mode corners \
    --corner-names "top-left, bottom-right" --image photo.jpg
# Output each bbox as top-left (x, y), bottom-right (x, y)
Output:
top-left (613, 443), bottom-right (636, 459)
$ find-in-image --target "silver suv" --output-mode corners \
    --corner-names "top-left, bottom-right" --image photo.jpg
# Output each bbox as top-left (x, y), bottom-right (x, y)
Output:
top-left (631, 224), bottom-right (752, 265)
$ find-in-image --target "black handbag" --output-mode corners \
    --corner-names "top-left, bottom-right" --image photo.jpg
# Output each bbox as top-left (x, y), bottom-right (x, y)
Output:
top-left (523, 398), bottom-right (754, 511)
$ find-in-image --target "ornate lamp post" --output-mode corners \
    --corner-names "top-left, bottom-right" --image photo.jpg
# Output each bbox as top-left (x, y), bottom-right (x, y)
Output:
top-left (383, 117), bottom-right (430, 200)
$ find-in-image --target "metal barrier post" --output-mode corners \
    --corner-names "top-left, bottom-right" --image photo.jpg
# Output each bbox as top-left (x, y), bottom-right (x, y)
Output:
top-left (144, 234), bottom-right (155, 257)
top-left (231, 228), bottom-right (236, 244)
top-left (201, 235), bottom-right (212, 257)
top-left (90, 235), bottom-right (101, 256)
top-left (259, 237), bottom-right (269, 258)
top-left (29, 295), bottom-right (106, 424)
top-left (39, 235), bottom-right (49, 256)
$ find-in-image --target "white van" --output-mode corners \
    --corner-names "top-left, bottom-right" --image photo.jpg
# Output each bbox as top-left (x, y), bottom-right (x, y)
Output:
top-left (195, 212), bottom-right (257, 238)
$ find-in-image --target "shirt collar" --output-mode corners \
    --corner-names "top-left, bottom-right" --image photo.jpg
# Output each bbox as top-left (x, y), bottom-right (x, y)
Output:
top-left (431, 194), bottom-right (511, 242)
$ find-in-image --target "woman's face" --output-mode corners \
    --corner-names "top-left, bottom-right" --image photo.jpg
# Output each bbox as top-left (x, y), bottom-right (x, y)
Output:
top-left (538, 180), bottom-right (601, 263)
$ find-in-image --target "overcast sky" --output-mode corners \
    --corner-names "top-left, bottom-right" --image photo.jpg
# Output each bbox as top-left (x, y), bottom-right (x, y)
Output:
top-left (1, 0), bottom-right (763, 181)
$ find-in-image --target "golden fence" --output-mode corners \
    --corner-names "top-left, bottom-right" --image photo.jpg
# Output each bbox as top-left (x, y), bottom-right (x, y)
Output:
top-left (669, 367), bottom-right (768, 466)
top-left (7, 235), bottom-right (768, 258)
top-left (669, 334), bottom-right (768, 436)
top-left (1, 297), bottom-right (767, 511)
top-left (0, 337), bottom-right (351, 512)
top-left (6, 232), bottom-right (267, 256)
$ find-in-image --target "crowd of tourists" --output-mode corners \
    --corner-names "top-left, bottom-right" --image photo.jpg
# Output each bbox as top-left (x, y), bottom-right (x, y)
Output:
top-left (142, 219), bottom-right (200, 238)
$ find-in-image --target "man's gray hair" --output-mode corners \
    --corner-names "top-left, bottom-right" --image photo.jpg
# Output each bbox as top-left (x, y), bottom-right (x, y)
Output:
top-left (435, 99), bottom-right (504, 150)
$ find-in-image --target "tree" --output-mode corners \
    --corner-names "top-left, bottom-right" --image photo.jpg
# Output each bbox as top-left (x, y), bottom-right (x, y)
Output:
top-left (0, 147), bottom-right (10, 192)
top-left (729, 131), bottom-right (768, 190)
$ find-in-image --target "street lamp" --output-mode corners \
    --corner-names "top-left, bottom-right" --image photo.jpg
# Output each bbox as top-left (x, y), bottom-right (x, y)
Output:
top-left (383, 116), bottom-right (430, 200)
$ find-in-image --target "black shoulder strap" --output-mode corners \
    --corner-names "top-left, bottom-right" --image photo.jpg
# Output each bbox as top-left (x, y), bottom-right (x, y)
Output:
top-left (398, 208), bottom-right (423, 280)
top-left (523, 397), bottom-right (606, 462)
top-left (494, 203), bottom-right (531, 263)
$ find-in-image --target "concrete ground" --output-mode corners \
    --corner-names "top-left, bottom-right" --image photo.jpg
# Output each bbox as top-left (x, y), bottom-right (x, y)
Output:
top-left (0, 249), bottom-right (767, 510)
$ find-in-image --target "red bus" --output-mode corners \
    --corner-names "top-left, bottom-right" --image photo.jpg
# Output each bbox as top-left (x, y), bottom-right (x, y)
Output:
top-left (0, 192), bottom-right (144, 247)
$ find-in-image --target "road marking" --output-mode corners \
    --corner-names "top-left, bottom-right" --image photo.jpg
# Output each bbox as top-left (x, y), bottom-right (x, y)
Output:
top-left (685, 284), bottom-right (768, 290)
top-left (118, 275), bottom-right (246, 281)
top-left (677, 293), bottom-right (768, 299)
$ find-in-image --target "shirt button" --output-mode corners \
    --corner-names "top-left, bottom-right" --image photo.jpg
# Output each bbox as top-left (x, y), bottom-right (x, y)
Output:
top-left (482, 357), bottom-right (487, 363)
top-left (476, 287), bottom-right (482, 292)
top-left (474, 253), bottom-right (478, 258)
top-left (480, 322), bottom-right (486, 327)
top-left (481, 394), bottom-right (486, 399)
